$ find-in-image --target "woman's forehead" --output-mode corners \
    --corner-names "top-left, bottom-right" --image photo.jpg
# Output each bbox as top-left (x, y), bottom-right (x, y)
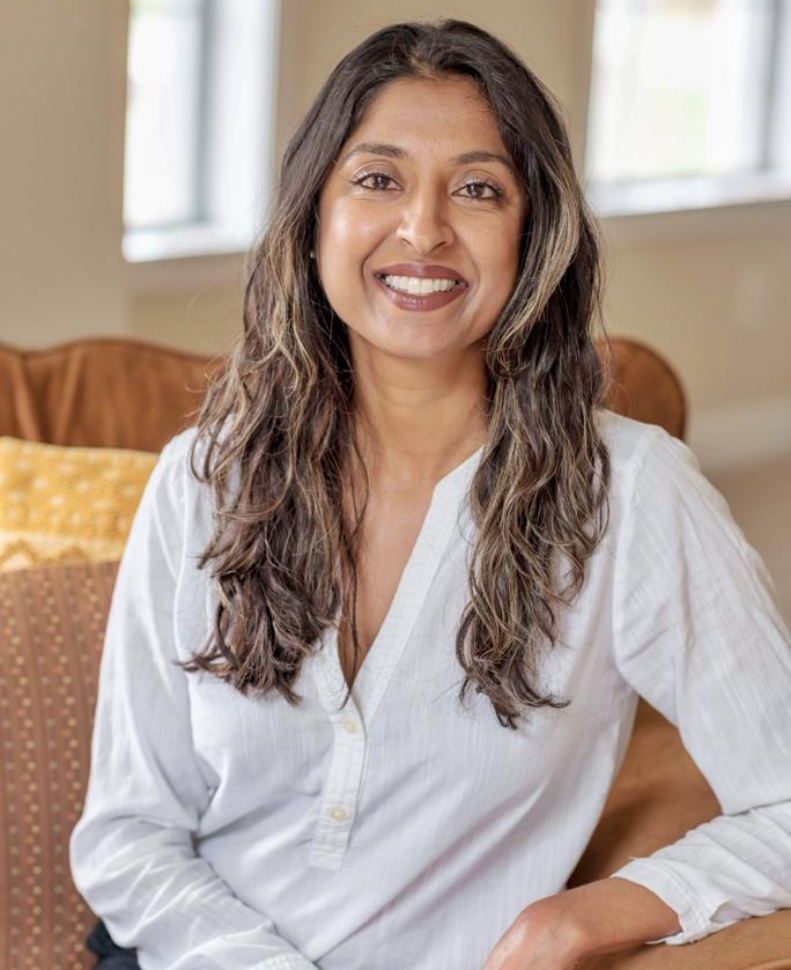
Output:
top-left (353, 75), bottom-right (498, 130)
top-left (336, 79), bottom-right (512, 166)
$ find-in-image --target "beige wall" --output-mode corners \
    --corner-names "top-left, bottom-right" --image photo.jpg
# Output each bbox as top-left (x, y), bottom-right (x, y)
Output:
top-left (2, 0), bottom-right (789, 469)
top-left (0, 0), bottom-right (129, 344)
top-left (603, 225), bottom-right (791, 408)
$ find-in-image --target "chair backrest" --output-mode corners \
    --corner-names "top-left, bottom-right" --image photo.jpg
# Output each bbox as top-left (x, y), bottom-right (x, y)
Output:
top-left (0, 337), bottom-right (223, 451)
top-left (0, 333), bottom-right (686, 449)
top-left (600, 335), bottom-right (686, 439)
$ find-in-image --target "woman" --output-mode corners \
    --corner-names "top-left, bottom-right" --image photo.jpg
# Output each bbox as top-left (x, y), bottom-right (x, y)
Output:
top-left (70, 17), bottom-right (791, 970)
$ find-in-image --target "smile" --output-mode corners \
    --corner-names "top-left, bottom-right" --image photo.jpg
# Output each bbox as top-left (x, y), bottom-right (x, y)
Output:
top-left (380, 275), bottom-right (461, 294)
top-left (373, 274), bottom-right (467, 312)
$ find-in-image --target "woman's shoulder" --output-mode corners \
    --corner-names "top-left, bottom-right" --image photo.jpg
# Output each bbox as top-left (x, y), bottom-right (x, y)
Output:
top-left (594, 406), bottom-right (673, 462)
top-left (145, 425), bottom-right (224, 564)
top-left (158, 415), bottom-right (234, 485)
top-left (147, 425), bottom-right (204, 504)
top-left (146, 424), bottom-right (221, 532)
top-left (593, 406), bottom-right (749, 567)
top-left (595, 407), bottom-right (697, 479)
top-left (160, 423), bottom-right (203, 469)
top-left (593, 407), bottom-right (713, 520)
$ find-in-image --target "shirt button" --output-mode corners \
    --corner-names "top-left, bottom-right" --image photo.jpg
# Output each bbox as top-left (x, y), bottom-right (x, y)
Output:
top-left (331, 806), bottom-right (349, 821)
top-left (342, 718), bottom-right (358, 734)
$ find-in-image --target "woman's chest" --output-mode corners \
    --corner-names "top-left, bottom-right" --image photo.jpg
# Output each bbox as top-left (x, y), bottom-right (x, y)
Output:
top-left (339, 487), bottom-right (435, 689)
top-left (181, 537), bottom-right (633, 832)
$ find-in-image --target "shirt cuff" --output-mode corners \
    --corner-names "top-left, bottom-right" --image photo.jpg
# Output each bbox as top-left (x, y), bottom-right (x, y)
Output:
top-left (608, 858), bottom-right (739, 946)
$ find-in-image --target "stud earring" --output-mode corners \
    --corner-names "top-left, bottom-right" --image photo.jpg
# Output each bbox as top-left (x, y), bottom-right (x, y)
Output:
top-left (309, 249), bottom-right (315, 259)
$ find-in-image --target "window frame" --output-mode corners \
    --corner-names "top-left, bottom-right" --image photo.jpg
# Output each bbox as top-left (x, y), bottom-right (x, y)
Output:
top-left (583, 0), bottom-right (791, 239)
top-left (123, 0), bottom-right (283, 292)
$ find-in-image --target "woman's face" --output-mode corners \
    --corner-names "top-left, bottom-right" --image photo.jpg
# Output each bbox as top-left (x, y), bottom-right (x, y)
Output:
top-left (315, 75), bottom-right (527, 366)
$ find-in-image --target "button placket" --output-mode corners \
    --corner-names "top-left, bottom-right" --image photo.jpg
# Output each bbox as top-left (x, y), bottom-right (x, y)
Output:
top-left (308, 683), bottom-right (368, 870)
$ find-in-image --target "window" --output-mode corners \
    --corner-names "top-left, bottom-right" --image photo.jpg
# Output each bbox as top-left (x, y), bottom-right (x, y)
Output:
top-left (585, 0), bottom-right (791, 217)
top-left (123, 0), bottom-right (281, 262)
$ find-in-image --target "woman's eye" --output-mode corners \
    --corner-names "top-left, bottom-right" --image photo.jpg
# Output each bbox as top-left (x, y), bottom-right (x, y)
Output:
top-left (458, 180), bottom-right (502, 201)
top-left (350, 172), bottom-right (503, 201)
top-left (352, 172), bottom-right (396, 191)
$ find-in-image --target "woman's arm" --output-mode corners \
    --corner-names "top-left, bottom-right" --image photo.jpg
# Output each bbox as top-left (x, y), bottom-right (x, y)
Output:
top-left (480, 423), bottom-right (791, 968)
top-left (69, 430), bottom-right (319, 970)
top-left (479, 875), bottom-right (681, 968)
top-left (600, 426), bottom-right (791, 946)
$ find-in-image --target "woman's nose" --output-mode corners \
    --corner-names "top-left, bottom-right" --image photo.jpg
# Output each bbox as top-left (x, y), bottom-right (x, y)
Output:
top-left (395, 187), bottom-right (455, 253)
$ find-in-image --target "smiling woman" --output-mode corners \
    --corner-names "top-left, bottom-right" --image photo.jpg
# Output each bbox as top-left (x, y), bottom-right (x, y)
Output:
top-left (316, 75), bottom-right (526, 368)
top-left (70, 15), bottom-right (791, 970)
top-left (312, 72), bottom-right (535, 689)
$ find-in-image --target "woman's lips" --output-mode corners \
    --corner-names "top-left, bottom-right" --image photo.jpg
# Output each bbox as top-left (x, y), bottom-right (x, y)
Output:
top-left (373, 275), bottom-right (467, 312)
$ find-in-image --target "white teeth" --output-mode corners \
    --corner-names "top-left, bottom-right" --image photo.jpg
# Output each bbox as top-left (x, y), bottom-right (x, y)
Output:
top-left (381, 275), bottom-right (460, 295)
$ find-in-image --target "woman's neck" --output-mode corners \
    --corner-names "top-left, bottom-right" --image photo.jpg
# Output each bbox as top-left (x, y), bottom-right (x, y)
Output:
top-left (348, 343), bottom-right (489, 488)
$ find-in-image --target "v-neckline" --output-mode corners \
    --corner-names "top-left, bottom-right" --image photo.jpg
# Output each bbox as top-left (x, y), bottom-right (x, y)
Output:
top-left (312, 442), bottom-right (484, 724)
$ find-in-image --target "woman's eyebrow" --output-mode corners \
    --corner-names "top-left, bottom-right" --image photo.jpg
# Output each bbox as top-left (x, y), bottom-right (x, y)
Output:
top-left (341, 142), bottom-right (518, 179)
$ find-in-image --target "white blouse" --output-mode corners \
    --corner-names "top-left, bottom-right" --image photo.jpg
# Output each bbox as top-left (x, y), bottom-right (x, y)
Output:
top-left (69, 408), bottom-right (791, 970)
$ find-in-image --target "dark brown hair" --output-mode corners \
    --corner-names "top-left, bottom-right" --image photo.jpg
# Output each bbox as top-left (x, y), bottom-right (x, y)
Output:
top-left (176, 17), bottom-right (614, 729)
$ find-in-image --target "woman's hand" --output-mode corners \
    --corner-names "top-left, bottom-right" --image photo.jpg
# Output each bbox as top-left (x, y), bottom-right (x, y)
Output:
top-left (479, 877), bottom-right (682, 969)
top-left (478, 897), bottom-right (586, 970)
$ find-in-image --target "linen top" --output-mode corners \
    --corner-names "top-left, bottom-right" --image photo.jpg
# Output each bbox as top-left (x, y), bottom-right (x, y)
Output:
top-left (69, 408), bottom-right (791, 970)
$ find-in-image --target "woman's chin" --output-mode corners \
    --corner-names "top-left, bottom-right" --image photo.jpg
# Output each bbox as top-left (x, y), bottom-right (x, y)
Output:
top-left (355, 328), bottom-right (471, 366)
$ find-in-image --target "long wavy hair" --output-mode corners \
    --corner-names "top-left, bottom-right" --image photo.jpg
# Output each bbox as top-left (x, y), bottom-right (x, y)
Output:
top-left (175, 17), bottom-right (615, 729)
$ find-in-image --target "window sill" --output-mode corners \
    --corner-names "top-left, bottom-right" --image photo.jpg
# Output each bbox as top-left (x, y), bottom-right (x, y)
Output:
top-left (587, 173), bottom-right (791, 244)
top-left (124, 224), bottom-right (254, 297)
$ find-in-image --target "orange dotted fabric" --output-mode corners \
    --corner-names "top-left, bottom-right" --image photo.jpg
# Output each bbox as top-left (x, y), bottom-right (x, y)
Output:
top-left (0, 558), bottom-right (119, 970)
top-left (0, 437), bottom-right (156, 573)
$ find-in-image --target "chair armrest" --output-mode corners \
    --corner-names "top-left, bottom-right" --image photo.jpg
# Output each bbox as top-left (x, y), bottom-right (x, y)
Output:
top-left (578, 910), bottom-right (791, 970)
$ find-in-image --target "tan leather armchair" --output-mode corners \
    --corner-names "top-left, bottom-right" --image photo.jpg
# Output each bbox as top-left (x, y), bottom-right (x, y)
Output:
top-left (0, 335), bottom-right (788, 970)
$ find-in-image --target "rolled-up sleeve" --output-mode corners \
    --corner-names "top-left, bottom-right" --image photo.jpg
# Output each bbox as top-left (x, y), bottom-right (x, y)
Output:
top-left (608, 424), bottom-right (791, 945)
top-left (69, 431), bottom-right (319, 970)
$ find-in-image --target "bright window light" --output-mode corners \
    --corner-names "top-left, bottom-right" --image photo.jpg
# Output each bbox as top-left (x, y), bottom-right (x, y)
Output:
top-left (125, 0), bottom-right (204, 230)
top-left (585, 0), bottom-right (791, 215)
top-left (123, 0), bottom-right (281, 262)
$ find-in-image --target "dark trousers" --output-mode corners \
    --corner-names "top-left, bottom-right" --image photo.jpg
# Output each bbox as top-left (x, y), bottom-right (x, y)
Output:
top-left (86, 918), bottom-right (141, 969)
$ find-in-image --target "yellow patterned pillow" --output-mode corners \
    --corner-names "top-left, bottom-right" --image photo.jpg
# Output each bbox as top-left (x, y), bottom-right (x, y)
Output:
top-left (0, 436), bottom-right (158, 572)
